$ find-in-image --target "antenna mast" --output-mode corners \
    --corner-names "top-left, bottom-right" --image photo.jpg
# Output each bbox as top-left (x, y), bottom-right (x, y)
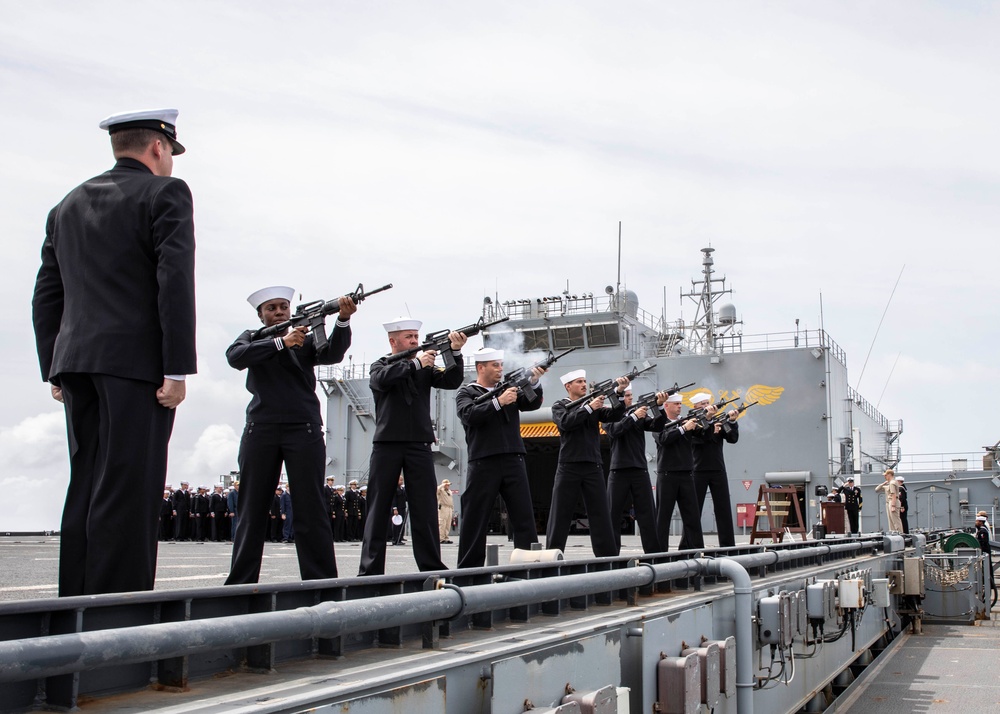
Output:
top-left (680, 247), bottom-right (741, 354)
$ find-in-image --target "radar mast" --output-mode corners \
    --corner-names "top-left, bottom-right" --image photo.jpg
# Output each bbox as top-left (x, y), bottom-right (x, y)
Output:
top-left (681, 247), bottom-right (742, 355)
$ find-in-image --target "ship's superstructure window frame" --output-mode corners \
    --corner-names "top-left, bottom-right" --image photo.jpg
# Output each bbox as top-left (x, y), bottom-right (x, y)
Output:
top-left (585, 321), bottom-right (620, 348)
top-left (551, 325), bottom-right (585, 350)
top-left (520, 328), bottom-right (551, 352)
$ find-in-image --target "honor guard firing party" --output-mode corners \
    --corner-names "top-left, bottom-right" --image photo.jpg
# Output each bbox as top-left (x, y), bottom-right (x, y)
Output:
top-left (33, 107), bottom-right (765, 598)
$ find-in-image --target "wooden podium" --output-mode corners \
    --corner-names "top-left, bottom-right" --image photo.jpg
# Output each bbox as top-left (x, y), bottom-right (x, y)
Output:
top-left (821, 502), bottom-right (846, 534)
top-left (749, 485), bottom-right (806, 544)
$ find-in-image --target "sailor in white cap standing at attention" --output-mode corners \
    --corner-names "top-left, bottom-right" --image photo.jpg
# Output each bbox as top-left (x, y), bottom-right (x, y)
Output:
top-left (547, 369), bottom-right (630, 556)
top-left (32, 108), bottom-right (196, 597)
top-left (359, 317), bottom-right (467, 575)
top-left (224, 285), bottom-right (357, 585)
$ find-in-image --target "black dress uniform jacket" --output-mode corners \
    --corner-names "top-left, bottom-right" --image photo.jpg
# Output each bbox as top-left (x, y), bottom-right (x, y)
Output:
top-left (33, 158), bottom-right (197, 384)
top-left (370, 356), bottom-right (465, 442)
top-left (552, 399), bottom-right (625, 464)
top-left (455, 381), bottom-right (542, 460)
top-left (227, 326), bottom-right (350, 423)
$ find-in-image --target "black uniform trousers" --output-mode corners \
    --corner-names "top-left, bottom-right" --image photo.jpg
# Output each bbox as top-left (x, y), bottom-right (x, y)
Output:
top-left (360, 442), bottom-right (446, 575)
top-left (845, 506), bottom-right (860, 534)
top-left (58, 373), bottom-right (175, 597)
top-left (458, 454), bottom-right (539, 568)
top-left (173, 496), bottom-right (190, 541)
top-left (607, 467), bottom-right (660, 554)
top-left (545, 462), bottom-right (617, 556)
top-left (226, 422), bottom-right (337, 584)
top-left (655, 470), bottom-right (705, 551)
top-left (694, 470), bottom-right (736, 548)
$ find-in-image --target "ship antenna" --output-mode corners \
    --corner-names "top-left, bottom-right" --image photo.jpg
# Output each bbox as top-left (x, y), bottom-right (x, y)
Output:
top-left (616, 221), bottom-right (622, 307)
top-left (876, 351), bottom-right (901, 410)
top-left (855, 264), bottom-right (905, 391)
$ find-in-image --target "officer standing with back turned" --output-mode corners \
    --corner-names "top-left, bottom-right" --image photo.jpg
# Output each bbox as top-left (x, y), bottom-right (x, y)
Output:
top-left (32, 108), bottom-right (196, 596)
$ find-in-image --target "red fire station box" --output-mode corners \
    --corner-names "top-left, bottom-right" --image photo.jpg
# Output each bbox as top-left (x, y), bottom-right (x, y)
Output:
top-left (736, 503), bottom-right (756, 528)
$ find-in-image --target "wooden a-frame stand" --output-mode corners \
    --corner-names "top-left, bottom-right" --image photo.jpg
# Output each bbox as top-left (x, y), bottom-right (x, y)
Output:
top-left (749, 485), bottom-right (806, 544)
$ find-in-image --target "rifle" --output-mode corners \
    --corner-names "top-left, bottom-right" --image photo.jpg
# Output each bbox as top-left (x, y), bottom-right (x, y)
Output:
top-left (664, 396), bottom-right (739, 430)
top-left (624, 381), bottom-right (696, 416)
top-left (255, 283), bottom-right (393, 350)
top-left (473, 347), bottom-right (579, 405)
top-left (713, 400), bottom-right (759, 434)
top-left (566, 363), bottom-right (657, 411)
top-left (384, 316), bottom-right (511, 370)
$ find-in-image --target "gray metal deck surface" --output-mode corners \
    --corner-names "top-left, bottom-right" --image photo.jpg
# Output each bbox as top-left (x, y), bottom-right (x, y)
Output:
top-left (837, 621), bottom-right (1000, 712)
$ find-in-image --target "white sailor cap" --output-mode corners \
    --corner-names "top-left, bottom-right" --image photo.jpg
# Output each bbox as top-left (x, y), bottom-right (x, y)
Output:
top-left (99, 108), bottom-right (185, 155)
top-left (666, 393), bottom-right (683, 403)
top-left (349, 479), bottom-right (359, 485)
top-left (624, 383), bottom-right (633, 392)
top-left (691, 392), bottom-right (712, 404)
top-left (473, 347), bottom-right (504, 362)
top-left (383, 316), bottom-right (422, 333)
top-left (360, 486), bottom-right (367, 492)
top-left (895, 476), bottom-right (905, 482)
top-left (976, 514), bottom-right (987, 522)
top-left (561, 369), bottom-right (586, 385)
top-left (248, 286), bottom-right (294, 309)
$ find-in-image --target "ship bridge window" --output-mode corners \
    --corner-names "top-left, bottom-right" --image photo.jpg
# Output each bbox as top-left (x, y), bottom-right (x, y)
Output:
top-left (551, 326), bottom-right (585, 350)
top-left (518, 328), bottom-right (550, 351)
top-left (586, 322), bottom-right (620, 348)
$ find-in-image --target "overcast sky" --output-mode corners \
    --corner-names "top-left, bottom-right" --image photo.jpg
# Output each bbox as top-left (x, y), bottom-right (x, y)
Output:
top-left (2, 1), bottom-right (998, 530)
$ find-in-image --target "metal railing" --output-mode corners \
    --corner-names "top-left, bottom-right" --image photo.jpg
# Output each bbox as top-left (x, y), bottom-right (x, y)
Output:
top-left (0, 539), bottom-right (881, 711)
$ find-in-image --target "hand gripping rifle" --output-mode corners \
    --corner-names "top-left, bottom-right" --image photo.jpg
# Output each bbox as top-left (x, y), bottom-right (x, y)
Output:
top-left (624, 381), bottom-right (696, 416)
top-left (566, 363), bottom-right (657, 411)
top-left (254, 283), bottom-right (393, 350)
top-left (384, 315), bottom-right (511, 370)
top-left (472, 347), bottom-right (580, 405)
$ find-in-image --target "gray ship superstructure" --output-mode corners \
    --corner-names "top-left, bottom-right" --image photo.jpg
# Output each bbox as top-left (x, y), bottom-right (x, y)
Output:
top-left (321, 247), bottom-right (907, 539)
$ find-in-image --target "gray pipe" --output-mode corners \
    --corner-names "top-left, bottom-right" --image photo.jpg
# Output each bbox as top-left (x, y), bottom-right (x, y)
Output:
top-left (0, 590), bottom-right (463, 683)
top-left (700, 558), bottom-right (754, 714)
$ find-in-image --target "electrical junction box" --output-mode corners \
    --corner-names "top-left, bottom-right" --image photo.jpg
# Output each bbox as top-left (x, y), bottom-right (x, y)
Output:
top-left (681, 642), bottom-right (720, 710)
top-left (872, 578), bottom-right (891, 608)
top-left (789, 590), bottom-right (808, 635)
top-left (807, 580), bottom-right (837, 621)
top-left (886, 569), bottom-right (904, 595)
top-left (657, 653), bottom-right (700, 714)
top-left (759, 593), bottom-right (793, 648)
top-left (704, 637), bottom-right (736, 699)
top-left (562, 684), bottom-right (617, 714)
top-left (839, 578), bottom-right (865, 609)
top-left (903, 557), bottom-right (925, 596)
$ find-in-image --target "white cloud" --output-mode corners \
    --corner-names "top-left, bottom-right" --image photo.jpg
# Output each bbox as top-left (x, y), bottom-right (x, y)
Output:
top-left (177, 424), bottom-right (241, 487)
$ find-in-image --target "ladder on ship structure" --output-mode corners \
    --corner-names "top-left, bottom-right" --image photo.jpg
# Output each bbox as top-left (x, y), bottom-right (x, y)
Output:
top-left (328, 378), bottom-right (374, 430)
top-left (749, 485), bottom-right (806, 544)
